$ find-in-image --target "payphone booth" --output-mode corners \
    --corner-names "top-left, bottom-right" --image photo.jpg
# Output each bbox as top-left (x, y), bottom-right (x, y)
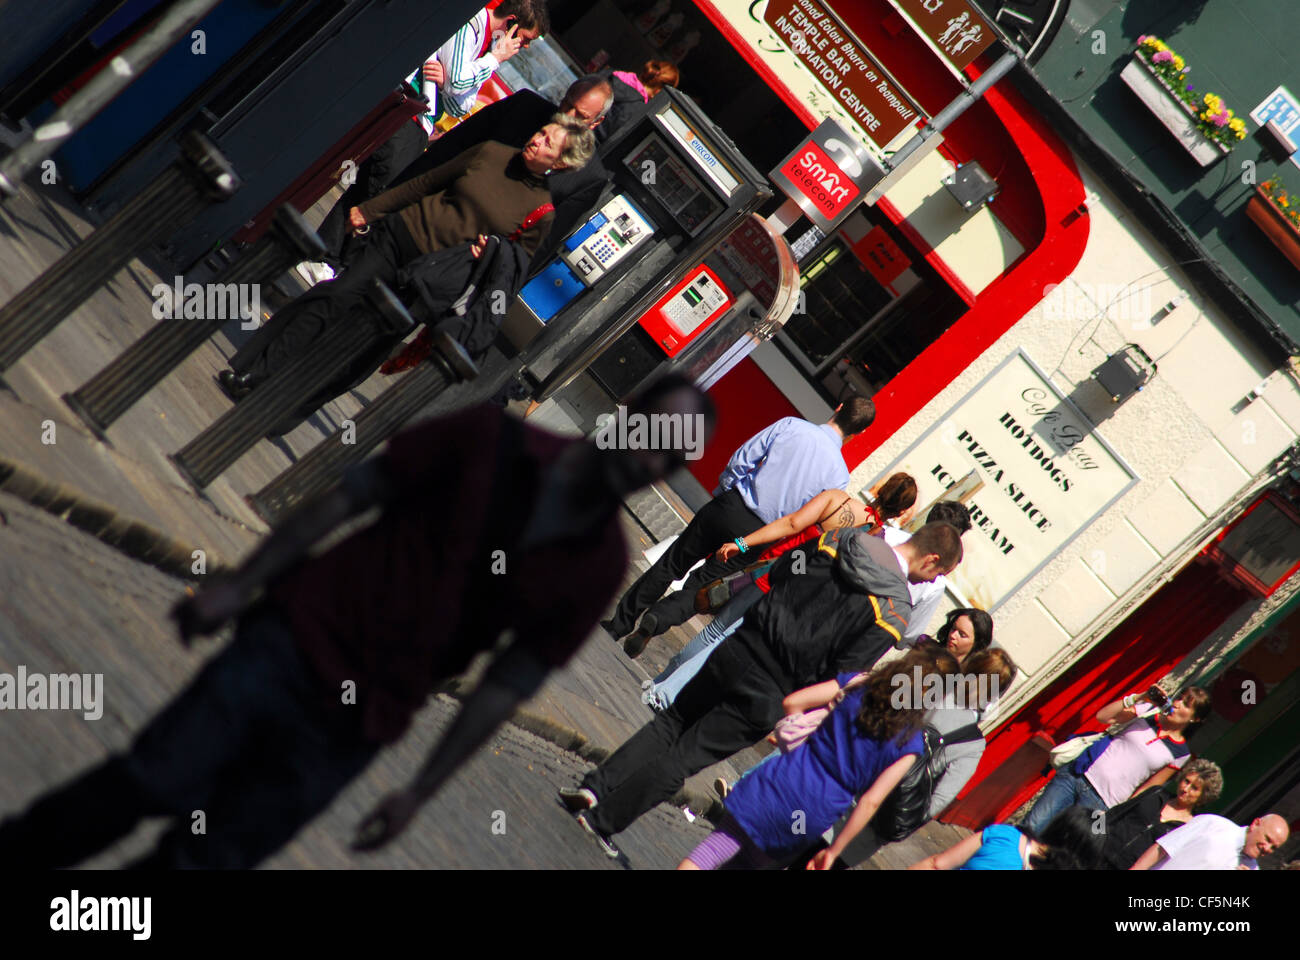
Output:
top-left (502, 87), bottom-right (774, 407)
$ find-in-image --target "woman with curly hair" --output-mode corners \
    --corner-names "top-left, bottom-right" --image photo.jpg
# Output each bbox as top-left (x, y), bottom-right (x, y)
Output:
top-left (677, 645), bottom-right (960, 870)
top-left (1099, 758), bottom-right (1224, 869)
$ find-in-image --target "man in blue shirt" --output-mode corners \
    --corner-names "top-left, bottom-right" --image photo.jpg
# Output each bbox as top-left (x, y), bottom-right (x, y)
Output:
top-left (602, 396), bottom-right (876, 656)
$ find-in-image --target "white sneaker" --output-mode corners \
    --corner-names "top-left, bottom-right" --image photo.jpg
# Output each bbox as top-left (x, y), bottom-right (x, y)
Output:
top-left (641, 679), bottom-right (654, 692)
top-left (295, 261), bottom-right (336, 286)
top-left (558, 786), bottom-right (597, 812)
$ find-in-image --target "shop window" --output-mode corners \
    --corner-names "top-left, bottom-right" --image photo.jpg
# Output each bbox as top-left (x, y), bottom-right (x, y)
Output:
top-left (776, 228), bottom-right (966, 404)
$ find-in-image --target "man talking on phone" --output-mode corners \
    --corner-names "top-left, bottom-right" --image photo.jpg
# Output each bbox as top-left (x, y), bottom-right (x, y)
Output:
top-left (422, 1), bottom-right (550, 123)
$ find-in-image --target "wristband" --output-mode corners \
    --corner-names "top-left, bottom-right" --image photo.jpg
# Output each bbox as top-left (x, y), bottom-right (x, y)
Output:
top-left (734, 537), bottom-right (749, 554)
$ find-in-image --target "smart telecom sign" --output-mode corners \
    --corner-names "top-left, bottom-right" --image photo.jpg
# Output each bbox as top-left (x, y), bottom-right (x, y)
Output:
top-left (770, 118), bottom-right (885, 231)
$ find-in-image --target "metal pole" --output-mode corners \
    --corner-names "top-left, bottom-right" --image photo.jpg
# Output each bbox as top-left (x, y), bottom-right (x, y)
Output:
top-left (247, 333), bottom-right (478, 525)
top-left (0, 130), bottom-right (239, 371)
top-left (0, 0), bottom-right (226, 199)
top-left (170, 279), bottom-right (417, 490)
top-left (886, 51), bottom-right (1020, 172)
top-left (63, 206), bottom-right (325, 437)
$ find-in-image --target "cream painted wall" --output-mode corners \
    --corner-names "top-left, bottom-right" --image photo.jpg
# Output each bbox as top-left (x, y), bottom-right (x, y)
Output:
top-left (851, 160), bottom-right (1300, 716)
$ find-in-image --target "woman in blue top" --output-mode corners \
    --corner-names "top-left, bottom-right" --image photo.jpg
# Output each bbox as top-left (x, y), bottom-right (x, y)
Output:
top-left (910, 806), bottom-right (1104, 870)
top-left (678, 646), bottom-right (959, 870)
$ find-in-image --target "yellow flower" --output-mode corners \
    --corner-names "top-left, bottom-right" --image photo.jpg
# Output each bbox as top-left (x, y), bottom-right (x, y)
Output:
top-left (1237, 130), bottom-right (1247, 140)
top-left (1173, 55), bottom-right (1185, 70)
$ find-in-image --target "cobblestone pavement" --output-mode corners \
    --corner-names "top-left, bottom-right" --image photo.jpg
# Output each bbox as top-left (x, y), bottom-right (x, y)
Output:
top-left (0, 493), bottom-right (714, 870)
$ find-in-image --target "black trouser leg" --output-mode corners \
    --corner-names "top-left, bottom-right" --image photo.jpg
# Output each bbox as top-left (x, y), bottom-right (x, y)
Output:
top-left (582, 637), bottom-right (783, 836)
top-left (605, 489), bottom-right (762, 637)
top-left (236, 217), bottom-right (419, 387)
top-left (639, 550), bottom-right (758, 635)
top-left (0, 757), bottom-right (157, 868)
top-left (316, 120), bottom-right (428, 266)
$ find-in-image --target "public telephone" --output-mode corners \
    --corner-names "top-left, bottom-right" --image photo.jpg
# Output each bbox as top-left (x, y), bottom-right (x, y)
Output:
top-left (504, 87), bottom-right (772, 404)
top-left (639, 264), bottom-right (733, 356)
top-left (562, 195), bottom-right (656, 284)
top-left (516, 195), bottom-right (657, 323)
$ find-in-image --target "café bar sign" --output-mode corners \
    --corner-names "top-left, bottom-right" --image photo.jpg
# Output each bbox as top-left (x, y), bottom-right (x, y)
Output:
top-left (876, 350), bottom-right (1139, 610)
top-left (762, 0), bottom-right (921, 147)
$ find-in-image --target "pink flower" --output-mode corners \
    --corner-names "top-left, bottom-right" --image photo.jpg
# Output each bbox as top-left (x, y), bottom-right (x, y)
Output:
top-left (1214, 111), bottom-right (1229, 127)
top-left (1153, 50), bottom-right (1173, 63)
top-left (1139, 35), bottom-right (1148, 43)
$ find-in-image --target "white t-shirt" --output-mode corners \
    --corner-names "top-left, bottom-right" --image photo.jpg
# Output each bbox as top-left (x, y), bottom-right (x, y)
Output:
top-left (883, 526), bottom-right (944, 641)
top-left (1084, 702), bottom-right (1191, 807)
top-left (1155, 815), bottom-right (1256, 870)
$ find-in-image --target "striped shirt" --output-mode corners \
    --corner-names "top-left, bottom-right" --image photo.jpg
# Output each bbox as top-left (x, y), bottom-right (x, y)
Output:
top-left (411, 7), bottom-right (499, 131)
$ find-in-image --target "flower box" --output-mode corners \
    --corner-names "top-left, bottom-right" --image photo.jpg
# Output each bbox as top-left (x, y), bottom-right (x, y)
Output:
top-left (1120, 56), bottom-right (1231, 167)
top-left (1247, 186), bottom-right (1300, 270)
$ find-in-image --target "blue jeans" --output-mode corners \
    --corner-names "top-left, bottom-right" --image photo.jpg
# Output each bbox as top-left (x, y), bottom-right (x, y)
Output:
top-left (1022, 765), bottom-right (1106, 836)
top-left (645, 585), bottom-right (765, 709)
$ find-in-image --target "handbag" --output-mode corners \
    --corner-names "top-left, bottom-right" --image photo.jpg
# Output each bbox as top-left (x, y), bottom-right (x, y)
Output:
top-left (1048, 731), bottom-right (1108, 769)
top-left (874, 721), bottom-right (984, 843)
top-left (693, 560), bottom-right (775, 614)
top-left (771, 672), bottom-right (871, 753)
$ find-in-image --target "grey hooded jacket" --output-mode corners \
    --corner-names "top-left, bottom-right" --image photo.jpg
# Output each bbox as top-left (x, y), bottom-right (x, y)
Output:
top-left (739, 526), bottom-right (914, 690)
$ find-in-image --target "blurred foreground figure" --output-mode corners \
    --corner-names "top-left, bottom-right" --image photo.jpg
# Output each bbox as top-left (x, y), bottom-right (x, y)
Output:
top-left (0, 377), bottom-right (712, 868)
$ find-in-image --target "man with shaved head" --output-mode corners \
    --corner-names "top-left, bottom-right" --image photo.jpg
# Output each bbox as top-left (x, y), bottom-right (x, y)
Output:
top-left (1131, 812), bottom-right (1290, 870)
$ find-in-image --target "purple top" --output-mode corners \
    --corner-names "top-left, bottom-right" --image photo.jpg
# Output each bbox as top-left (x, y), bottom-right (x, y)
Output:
top-left (725, 681), bottom-right (923, 857)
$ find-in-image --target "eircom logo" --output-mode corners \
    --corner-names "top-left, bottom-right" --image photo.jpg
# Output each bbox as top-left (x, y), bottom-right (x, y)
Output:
top-left (781, 141), bottom-right (860, 219)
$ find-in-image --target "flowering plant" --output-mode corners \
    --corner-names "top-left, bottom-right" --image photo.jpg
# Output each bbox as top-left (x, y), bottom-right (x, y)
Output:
top-left (1135, 36), bottom-right (1244, 149)
top-left (1259, 177), bottom-right (1300, 231)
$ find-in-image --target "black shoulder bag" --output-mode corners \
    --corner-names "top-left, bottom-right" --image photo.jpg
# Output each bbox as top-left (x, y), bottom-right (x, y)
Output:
top-left (874, 721), bottom-right (984, 843)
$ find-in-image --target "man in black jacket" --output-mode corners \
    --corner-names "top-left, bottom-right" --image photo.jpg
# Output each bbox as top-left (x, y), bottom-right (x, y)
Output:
top-left (560, 521), bottom-right (963, 859)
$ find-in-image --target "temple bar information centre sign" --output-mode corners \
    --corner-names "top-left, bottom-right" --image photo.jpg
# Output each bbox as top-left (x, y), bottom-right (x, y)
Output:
top-left (762, 0), bottom-right (920, 147)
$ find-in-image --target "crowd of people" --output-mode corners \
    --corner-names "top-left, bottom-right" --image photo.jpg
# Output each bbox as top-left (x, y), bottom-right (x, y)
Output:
top-left (560, 397), bottom-right (1289, 869)
top-left (216, 0), bottom-right (680, 431)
